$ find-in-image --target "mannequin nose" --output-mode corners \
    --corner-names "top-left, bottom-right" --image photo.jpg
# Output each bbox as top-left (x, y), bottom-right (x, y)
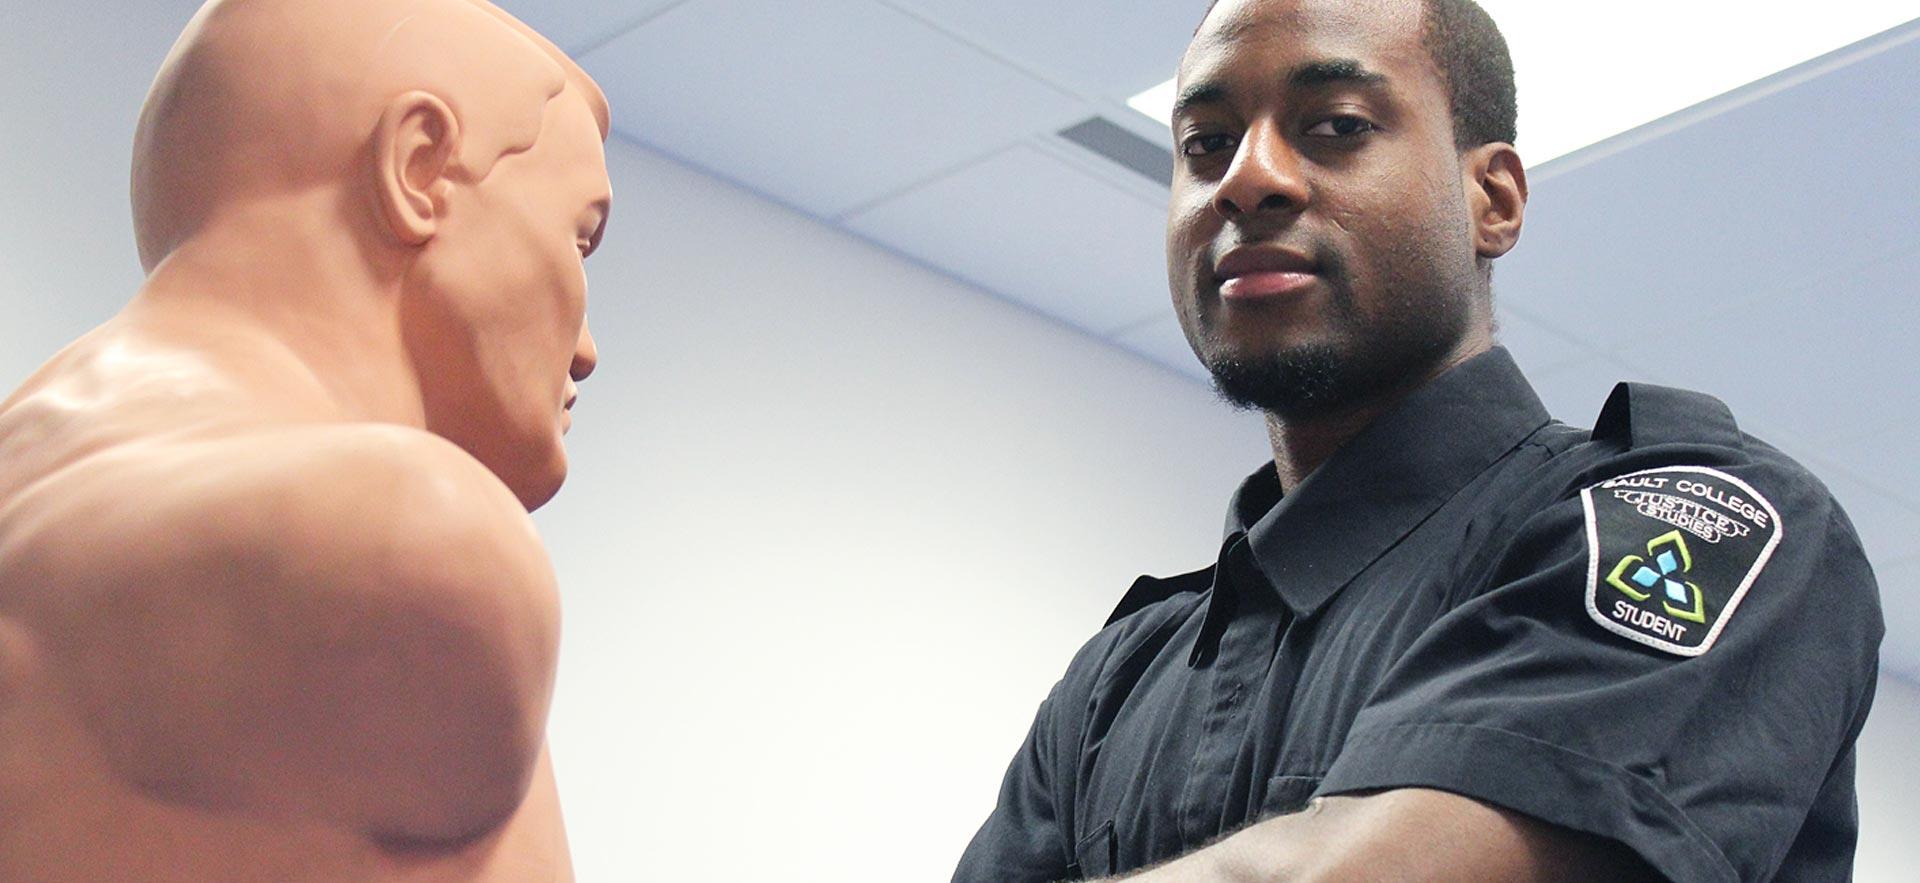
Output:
top-left (571, 321), bottom-right (598, 382)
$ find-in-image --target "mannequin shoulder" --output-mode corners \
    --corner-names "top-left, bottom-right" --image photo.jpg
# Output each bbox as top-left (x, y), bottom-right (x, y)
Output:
top-left (2, 423), bottom-right (552, 613)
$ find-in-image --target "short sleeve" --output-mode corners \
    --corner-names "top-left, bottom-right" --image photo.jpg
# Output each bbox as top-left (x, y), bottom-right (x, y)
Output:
top-left (1318, 454), bottom-right (1883, 882)
top-left (953, 681), bottom-right (1076, 883)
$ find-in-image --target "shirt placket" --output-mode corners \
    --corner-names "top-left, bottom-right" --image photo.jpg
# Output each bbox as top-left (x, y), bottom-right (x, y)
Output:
top-left (1176, 537), bottom-right (1284, 844)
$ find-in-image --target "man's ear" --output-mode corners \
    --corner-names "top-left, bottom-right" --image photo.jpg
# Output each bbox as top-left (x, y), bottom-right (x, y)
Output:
top-left (374, 91), bottom-right (461, 247)
top-left (1464, 142), bottom-right (1527, 260)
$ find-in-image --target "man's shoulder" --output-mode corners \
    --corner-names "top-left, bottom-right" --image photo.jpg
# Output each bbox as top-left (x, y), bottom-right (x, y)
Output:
top-left (1489, 380), bottom-right (1873, 649)
top-left (1542, 381), bottom-right (1836, 502)
top-left (4, 423), bottom-right (544, 602)
top-left (1048, 567), bottom-right (1213, 686)
top-left (1105, 566), bottom-right (1215, 628)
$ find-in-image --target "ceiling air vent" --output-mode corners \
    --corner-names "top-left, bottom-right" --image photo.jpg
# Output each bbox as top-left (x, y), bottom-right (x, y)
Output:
top-left (1058, 116), bottom-right (1174, 187)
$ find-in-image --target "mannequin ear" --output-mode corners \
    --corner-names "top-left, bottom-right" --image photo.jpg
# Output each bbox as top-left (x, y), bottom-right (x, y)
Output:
top-left (1464, 142), bottom-right (1528, 260)
top-left (374, 91), bottom-right (461, 247)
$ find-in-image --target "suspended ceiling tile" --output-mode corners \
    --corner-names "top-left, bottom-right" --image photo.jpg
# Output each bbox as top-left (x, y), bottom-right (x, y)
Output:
top-left (1111, 311), bottom-right (1210, 385)
top-left (0, 0), bottom-right (203, 333)
top-left (1610, 244), bottom-right (1920, 451)
top-left (878, 0), bottom-right (1210, 101)
top-left (491, 0), bottom-right (688, 55)
top-left (1821, 430), bottom-right (1920, 517)
top-left (1815, 468), bottom-right (1920, 568)
top-left (1497, 25), bottom-right (1920, 349)
top-left (1521, 354), bottom-right (1655, 428)
top-left (843, 145), bottom-right (1171, 336)
top-left (1481, 3), bottom-right (1920, 165)
top-left (1034, 127), bottom-right (1173, 208)
top-left (1493, 303), bottom-right (1591, 377)
top-left (580, 0), bottom-right (1086, 218)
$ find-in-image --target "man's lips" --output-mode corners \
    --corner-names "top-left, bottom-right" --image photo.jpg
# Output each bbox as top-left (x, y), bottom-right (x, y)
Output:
top-left (1214, 246), bottom-right (1320, 300)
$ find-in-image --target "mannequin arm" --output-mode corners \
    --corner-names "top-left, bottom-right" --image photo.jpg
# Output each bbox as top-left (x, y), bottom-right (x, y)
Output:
top-left (12, 425), bottom-right (561, 846)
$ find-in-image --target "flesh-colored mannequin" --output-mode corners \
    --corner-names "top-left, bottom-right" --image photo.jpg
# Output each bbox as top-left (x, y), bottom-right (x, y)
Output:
top-left (0, 0), bottom-right (610, 878)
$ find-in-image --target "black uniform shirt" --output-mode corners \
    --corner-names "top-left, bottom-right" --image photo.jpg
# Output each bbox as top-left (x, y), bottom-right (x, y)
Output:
top-left (954, 348), bottom-right (1882, 883)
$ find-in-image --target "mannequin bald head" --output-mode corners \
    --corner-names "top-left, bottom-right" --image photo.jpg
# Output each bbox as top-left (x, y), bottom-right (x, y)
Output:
top-left (126, 0), bottom-right (614, 509)
top-left (132, 0), bottom-right (609, 272)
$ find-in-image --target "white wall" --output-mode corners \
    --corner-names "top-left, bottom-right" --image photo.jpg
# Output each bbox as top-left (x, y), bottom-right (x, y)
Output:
top-left (0, 7), bottom-right (1267, 878)
top-left (2, 3), bottom-right (1916, 879)
top-left (1858, 676), bottom-right (1920, 877)
top-left (532, 137), bottom-right (1271, 879)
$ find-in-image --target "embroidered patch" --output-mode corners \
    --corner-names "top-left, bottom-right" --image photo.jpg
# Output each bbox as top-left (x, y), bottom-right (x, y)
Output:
top-left (1581, 466), bottom-right (1783, 656)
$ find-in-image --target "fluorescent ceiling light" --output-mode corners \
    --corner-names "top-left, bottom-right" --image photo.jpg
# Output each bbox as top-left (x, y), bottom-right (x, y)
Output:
top-left (1125, 77), bottom-right (1179, 128)
top-left (1126, 1), bottom-right (1918, 165)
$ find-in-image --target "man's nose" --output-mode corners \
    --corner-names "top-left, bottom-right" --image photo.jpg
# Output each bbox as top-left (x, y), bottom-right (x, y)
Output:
top-left (1213, 119), bottom-right (1311, 219)
top-left (571, 321), bottom-right (598, 382)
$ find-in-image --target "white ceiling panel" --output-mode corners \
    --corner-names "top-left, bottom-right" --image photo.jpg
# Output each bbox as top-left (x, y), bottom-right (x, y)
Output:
top-left (844, 145), bottom-right (1171, 335)
top-left (1520, 354), bottom-right (1658, 429)
top-left (579, 0), bottom-right (1086, 217)
top-left (1122, 5), bottom-right (1920, 165)
top-left (1482, 1), bottom-right (1920, 164)
top-left (1492, 302), bottom-right (1591, 377)
top-left (1823, 431), bottom-right (1920, 516)
top-left (1609, 244), bottom-right (1920, 452)
top-left (1815, 469), bottom-right (1920, 567)
top-left (0, 0), bottom-right (204, 337)
top-left (1498, 21), bottom-right (1920, 349)
top-left (1112, 312), bottom-right (1210, 385)
top-left (491, 0), bottom-right (688, 55)
top-left (879, 0), bottom-right (1209, 101)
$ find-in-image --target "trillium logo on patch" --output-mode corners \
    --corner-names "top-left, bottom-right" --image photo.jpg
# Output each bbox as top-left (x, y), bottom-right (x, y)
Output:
top-left (1607, 530), bottom-right (1705, 626)
top-left (1582, 467), bottom-right (1783, 656)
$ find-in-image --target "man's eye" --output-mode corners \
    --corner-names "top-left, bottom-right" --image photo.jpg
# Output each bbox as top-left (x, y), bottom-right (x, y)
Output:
top-left (1305, 116), bottom-right (1376, 138)
top-left (1182, 132), bottom-right (1240, 157)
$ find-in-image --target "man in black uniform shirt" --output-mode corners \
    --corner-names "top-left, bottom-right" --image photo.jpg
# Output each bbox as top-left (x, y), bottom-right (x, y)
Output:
top-left (954, 0), bottom-right (1883, 880)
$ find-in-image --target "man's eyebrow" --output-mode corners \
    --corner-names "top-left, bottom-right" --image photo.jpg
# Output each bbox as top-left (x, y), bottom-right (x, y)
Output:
top-left (1289, 58), bottom-right (1387, 89)
top-left (1171, 82), bottom-right (1229, 119)
top-left (1171, 60), bottom-right (1387, 119)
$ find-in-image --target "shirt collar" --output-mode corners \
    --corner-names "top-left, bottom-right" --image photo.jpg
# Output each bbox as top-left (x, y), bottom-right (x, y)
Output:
top-left (1221, 346), bottom-right (1553, 618)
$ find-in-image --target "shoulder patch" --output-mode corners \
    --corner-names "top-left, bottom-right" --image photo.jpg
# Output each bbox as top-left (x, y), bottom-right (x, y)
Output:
top-left (1581, 466), bottom-right (1783, 656)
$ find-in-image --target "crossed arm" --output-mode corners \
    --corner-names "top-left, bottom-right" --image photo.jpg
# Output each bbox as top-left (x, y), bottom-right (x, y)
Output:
top-left (1102, 788), bottom-right (1656, 883)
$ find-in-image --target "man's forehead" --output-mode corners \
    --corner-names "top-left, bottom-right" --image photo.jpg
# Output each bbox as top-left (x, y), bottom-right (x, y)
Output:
top-left (1182, 0), bottom-right (1426, 80)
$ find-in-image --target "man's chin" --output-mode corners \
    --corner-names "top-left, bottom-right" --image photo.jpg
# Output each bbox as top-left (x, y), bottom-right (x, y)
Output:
top-left (1200, 342), bottom-right (1352, 419)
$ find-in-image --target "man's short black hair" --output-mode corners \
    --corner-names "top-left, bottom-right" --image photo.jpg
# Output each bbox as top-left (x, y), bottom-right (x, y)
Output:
top-left (1196, 0), bottom-right (1518, 149)
top-left (1422, 0), bottom-right (1516, 147)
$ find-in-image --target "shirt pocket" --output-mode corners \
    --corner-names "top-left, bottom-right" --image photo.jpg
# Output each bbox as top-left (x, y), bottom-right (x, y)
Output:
top-left (1262, 773), bottom-right (1325, 816)
top-left (1073, 818), bottom-right (1116, 879)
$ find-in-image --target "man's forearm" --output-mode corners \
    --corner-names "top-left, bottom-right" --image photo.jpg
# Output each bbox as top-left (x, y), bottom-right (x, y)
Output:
top-left (1092, 789), bottom-right (1651, 883)
top-left (1100, 799), bottom-right (1326, 883)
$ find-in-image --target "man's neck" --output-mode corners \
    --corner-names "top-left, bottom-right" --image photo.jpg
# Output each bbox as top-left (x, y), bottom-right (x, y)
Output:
top-left (131, 206), bottom-right (427, 429)
top-left (1263, 338), bottom-right (1493, 493)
